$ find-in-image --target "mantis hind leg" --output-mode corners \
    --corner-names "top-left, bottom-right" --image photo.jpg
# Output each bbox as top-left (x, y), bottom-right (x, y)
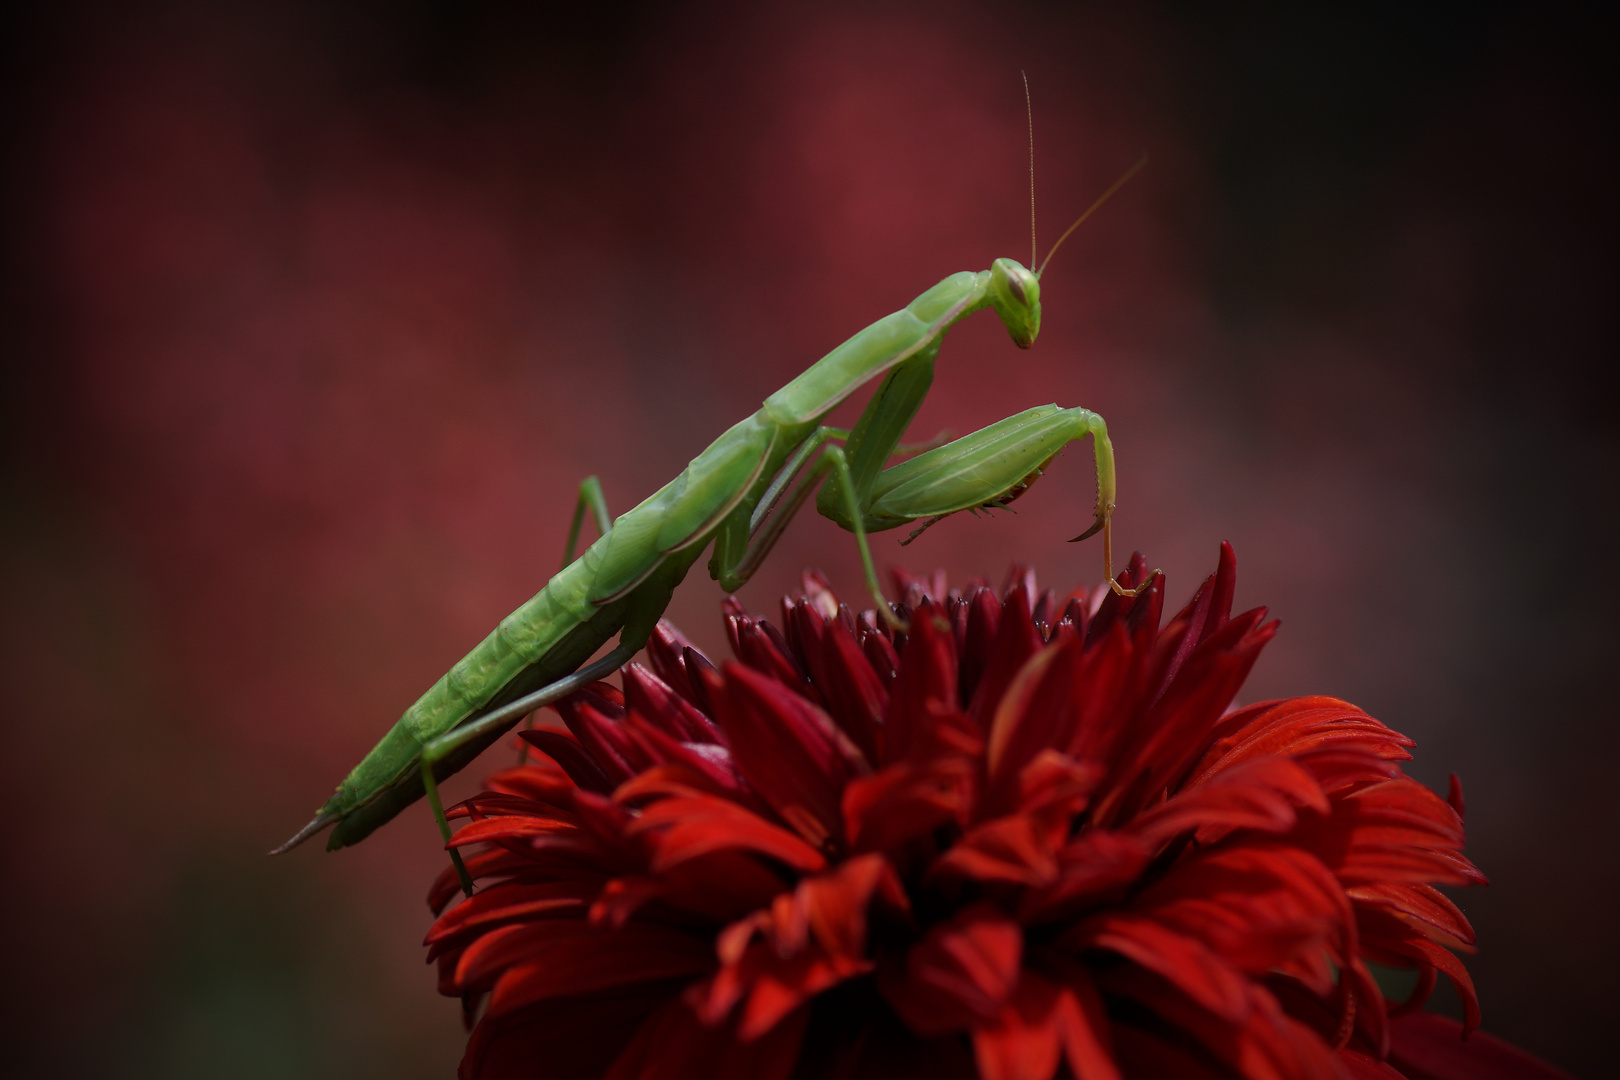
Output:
top-left (827, 404), bottom-right (1157, 598)
top-left (421, 642), bottom-right (638, 897)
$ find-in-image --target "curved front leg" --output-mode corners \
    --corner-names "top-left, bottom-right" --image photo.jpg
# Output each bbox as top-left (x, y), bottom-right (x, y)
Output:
top-left (821, 404), bottom-right (1157, 598)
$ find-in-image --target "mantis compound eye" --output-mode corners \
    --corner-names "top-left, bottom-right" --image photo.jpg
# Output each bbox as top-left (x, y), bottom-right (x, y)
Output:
top-left (990, 257), bottom-right (1041, 348)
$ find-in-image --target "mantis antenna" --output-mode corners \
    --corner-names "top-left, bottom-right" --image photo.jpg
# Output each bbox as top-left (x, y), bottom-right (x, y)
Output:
top-left (1023, 71), bottom-right (1036, 269)
top-left (1037, 153), bottom-right (1148, 277)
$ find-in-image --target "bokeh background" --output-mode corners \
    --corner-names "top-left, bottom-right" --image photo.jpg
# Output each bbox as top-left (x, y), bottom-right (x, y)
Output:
top-left (1, 1), bottom-right (1613, 1076)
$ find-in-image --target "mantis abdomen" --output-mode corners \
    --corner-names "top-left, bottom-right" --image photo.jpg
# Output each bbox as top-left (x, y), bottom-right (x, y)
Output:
top-left (311, 413), bottom-right (784, 849)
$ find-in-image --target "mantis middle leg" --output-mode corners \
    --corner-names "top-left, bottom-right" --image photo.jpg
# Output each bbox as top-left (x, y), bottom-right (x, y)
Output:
top-left (561, 476), bottom-right (613, 568)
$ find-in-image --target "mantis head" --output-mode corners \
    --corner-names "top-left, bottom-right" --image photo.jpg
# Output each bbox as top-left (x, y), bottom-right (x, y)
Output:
top-left (989, 257), bottom-right (1042, 349)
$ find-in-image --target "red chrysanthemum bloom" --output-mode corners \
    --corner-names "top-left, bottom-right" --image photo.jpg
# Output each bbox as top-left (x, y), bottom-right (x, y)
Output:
top-left (423, 546), bottom-right (1568, 1080)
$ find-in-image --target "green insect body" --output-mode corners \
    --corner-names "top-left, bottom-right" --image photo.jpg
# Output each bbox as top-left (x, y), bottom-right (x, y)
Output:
top-left (276, 256), bottom-right (1144, 866)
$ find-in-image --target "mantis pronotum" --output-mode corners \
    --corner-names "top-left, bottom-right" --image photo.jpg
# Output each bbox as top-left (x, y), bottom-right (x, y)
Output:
top-left (275, 145), bottom-right (1153, 896)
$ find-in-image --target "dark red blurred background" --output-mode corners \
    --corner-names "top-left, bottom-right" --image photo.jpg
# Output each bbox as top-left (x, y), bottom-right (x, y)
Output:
top-left (1, 2), bottom-right (1613, 1076)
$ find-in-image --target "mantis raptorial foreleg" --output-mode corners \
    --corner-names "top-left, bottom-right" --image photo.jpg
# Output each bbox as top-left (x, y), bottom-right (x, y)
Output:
top-left (844, 403), bottom-right (1155, 598)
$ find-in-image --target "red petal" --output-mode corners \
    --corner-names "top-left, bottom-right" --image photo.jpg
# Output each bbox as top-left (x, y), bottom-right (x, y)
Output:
top-left (646, 620), bottom-right (705, 709)
top-left (1387, 1011), bottom-right (1574, 1080)
top-left (1185, 697), bottom-right (1414, 795)
top-left (521, 728), bottom-right (616, 793)
top-left (1018, 829), bottom-right (1153, 924)
top-left (1292, 778), bottom-right (1480, 888)
top-left (1061, 621), bottom-right (1143, 767)
top-left (1056, 969), bottom-right (1123, 1080)
top-left (554, 699), bottom-right (645, 784)
top-left (682, 645), bottom-right (720, 716)
top-left (983, 634), bottom-right (1085, 816)
top-left (885, 600), bottom-right (959, 761)
top-left (882, 902), bottom-right (1023, 1036)
top-left (971, 969), bottom-right (1125, 1080)
top-left (692, 857), bottom-right (902, 1036)
top-left (605, 998), bottom-right (808, 1080)
top-left (620, 715), bottom-right (747, 796)
top-left (958, 586), bottom-right (1002, 706)
top-left (451, 918), bottom-right (712, 1012)
top-left (623, 664), bottom-right (723, 743)
top-left (458, 992), bottom-right (668, 1080)
top-left (706, 662), bottom-right (865, 843)
top-left (735, 615), bottom-right (809, 691)
top-left (968, 585), bottom-right (1044, 729)
top-left (802, 852), bottom-right (908, 957)
top-left (424, 879), bottom-right (596, 957)
top-left (1348, 882), bottom-right (1476, 948)
top-left (861, 625), bottom-right (900, 683)
top-left (1085, 551), bottom-right (1161, 647)
top-left (1015, 749), bottom-right (1101, 818)
top-left (429, 845), bottom-right (555, 915)
top-left (448, 813), bottom-right (581, 847)
top-left (802, 611), bottom-right (888, 765)
top-left (1072, 914), bottom-right (1252, 1022)
top-left (484, 758), bottom-right (579, 807)
top-left (1128, 756), bottom-right (1327, 848)
top-left (591, 850), bottom-right (787, 928)
top-left (1109, 1023), bottom-right (1227, 1079)
top-left (629, 793), bottom-right (827, 874)
top-left (928, 813), bottom-right (1060, 888)
top-left (1103, 965), bottom-right (1339, 1080)
top-left (842, 756), bottom-right (975, 853)
top-left (1124, 843), bottom-right (1352, 978)
top-left (1151, 542), bottom-right (1240, 708)
top-left (1099, 610), bottom-right (1276, 824)
top-left (1338, 1048), bottom-right (1409, 1079)
top-left (1358, 909), bottom-right (1481, 1035)
top-left (971, 972), bottom-right (1064, 1080)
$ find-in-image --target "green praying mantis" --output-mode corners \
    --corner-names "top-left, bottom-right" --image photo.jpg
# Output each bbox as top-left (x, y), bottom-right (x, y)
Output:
top-left (273, 148), bottom-right (1154, 894)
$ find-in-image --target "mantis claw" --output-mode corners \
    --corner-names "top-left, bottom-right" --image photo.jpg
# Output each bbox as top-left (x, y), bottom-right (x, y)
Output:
top-left (1069, 502), bottom-right (1160, 599)
top-left (1068, 511), bottom-right (1107, 544)
top-left (1108, 568), bottom-right (1162, 599)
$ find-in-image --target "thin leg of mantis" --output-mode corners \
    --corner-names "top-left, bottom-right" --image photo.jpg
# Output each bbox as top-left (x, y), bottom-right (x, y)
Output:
top-left (718, 432), bottom-right (897, 627)
top-left (561, 476), bottom-right (613, 569)
top-left (422, 642), bottom-right (637, 897)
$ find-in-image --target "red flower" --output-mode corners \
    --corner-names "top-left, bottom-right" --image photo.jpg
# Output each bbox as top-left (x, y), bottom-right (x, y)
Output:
top-left (424, 546), bottom-right (1569, 1080)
